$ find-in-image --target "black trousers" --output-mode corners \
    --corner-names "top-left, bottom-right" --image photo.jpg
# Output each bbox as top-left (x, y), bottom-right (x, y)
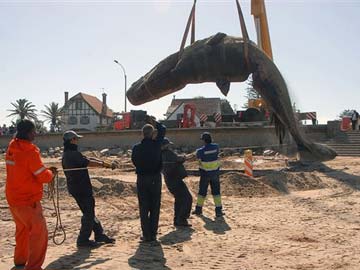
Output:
top-left (136, 174), bottom-right (162, 240)
top-left (165, 178), bottom-right (192, 223)
top-left (73, 195), bottom-right (104, 243)
top-left (352, 120), bottom-right (357, 130)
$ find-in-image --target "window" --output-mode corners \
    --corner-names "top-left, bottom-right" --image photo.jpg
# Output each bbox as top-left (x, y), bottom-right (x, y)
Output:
top-left (80, 115), bottom-right (90, 125)
top-left (75, 101), bottom-right (82, 110)
top-left (68, 116), bottom-right (77, 125)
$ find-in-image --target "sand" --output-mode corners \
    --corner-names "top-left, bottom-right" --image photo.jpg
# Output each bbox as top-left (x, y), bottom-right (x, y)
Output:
top-left (0, 156), bottom-right (359, 270)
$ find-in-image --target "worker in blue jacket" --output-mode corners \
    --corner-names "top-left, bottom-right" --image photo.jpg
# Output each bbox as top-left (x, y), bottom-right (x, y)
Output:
top-left (192, 132), bottom-right (224, 217)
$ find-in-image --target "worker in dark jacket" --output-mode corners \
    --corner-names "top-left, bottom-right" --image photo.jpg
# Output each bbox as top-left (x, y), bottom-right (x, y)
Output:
top-left (193, 132), bottom-right (224, 217)
top-left (131, 116), bottom-right (166, 242)
top-left (62, 130), bottom-right (116, 248)
top-left (161, 138), bottom-right (192, 227)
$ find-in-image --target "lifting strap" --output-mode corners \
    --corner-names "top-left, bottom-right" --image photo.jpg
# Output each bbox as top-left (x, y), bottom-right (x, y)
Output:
top-left (178, 0), bottom-right (250, 67)
top-left (191, 1), bottom-right (196, 44)
top-left (235, 0), bottom-right (250, 68)
top-left (179, 0), bottom-right (197, 56)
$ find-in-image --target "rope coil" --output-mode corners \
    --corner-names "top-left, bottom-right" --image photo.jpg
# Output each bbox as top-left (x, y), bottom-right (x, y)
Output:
top-left (48, 171), bottom-right (66, 245)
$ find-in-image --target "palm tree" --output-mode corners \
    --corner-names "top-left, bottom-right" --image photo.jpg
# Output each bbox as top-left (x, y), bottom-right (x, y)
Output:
top-left (41, 102), bottom-right (63, 132)
top-left (7, 98), bottom-right (37, 121)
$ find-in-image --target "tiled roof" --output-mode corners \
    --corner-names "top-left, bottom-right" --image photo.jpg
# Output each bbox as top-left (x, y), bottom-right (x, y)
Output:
top-left (67, 92), bottom-right (113, 118)
top-left (166, 98), bottom-right (222, 116)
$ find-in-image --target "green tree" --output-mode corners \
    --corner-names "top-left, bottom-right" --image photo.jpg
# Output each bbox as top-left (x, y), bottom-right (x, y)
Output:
top-left (338, 109), bottom-right (352, 119)
top-left (41, 102), bottom-right (63, 132)
top-left (243, 76), bottom-right (260, 108)
top-left (7, 98), bottom-right (37, 121)
top-left (220, 99), bottom-right (235, 114)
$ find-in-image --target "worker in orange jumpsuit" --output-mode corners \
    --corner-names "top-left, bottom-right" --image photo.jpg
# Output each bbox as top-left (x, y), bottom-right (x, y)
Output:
top-left (5, 119), bottom-right (56, 270)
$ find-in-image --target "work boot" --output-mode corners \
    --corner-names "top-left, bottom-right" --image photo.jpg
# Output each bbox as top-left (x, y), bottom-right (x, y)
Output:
top-left (95, 234), bottom-right (116, 244)
top-left (192, 206), bottom-right (202, 216)
top-left (215, 206), bottom-right (224, 217)
top-left (77, 240), bottom-right (100, 248)
top-left (174, 219), bottom-right (192, 227)
top-left (151, 235), bottom-right (158, 242)
top-left (140, 236), bottom-right (157, 243)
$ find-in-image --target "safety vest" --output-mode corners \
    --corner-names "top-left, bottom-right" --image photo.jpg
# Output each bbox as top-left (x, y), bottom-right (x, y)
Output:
top-left (196, 143), bottom-right (220, 173)
top-left (5, 138), bottom-right (53, 206)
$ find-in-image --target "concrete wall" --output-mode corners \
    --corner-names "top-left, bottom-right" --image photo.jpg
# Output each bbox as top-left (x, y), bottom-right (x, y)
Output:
top-left (326, 120), bottom-right (341, 138)
top-left (301, 124), bottom-right (329, 142)
top-left (0, 125), bottom-right (334, 152)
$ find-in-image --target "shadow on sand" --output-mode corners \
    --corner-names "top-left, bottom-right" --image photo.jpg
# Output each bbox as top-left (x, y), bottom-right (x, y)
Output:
top-left (287, 161), bottom-right (360, 191)
top-left (318, 164), bottom-right (360, 191)
top-left (201, 215), bottom-right (231, 234)
top-left (45, 245), bottom-right (109, 270)
top-left (128, 241), bottom-right (171, 270)
top-left (159, 227), bottom-right (195, 245)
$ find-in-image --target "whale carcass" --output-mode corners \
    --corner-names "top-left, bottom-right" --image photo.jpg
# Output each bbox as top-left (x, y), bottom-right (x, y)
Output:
top-left (126, 33), bottom-right (337, 161)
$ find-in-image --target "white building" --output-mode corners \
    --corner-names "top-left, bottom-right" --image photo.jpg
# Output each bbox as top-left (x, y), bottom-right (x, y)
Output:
top-left (165, 97), bottom-right (234, 127)
top-left (61, 92), bottom-right (114, 131)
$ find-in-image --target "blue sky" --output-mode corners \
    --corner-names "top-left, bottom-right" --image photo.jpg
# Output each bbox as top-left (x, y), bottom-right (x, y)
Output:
top-left (1, 0), bottom-right (359, 127)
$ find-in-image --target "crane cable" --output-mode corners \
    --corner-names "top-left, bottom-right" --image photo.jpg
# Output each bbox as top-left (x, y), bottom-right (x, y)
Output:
top-left (235, 0), bottom-right (250, 69)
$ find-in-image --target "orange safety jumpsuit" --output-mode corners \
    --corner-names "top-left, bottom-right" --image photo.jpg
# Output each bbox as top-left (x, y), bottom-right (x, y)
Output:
top-left (5, 138), bottom-right (53, 270)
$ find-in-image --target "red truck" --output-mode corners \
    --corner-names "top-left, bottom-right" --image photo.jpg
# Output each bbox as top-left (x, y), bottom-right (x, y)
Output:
top-left (113, 110), bottom-right (147, 130)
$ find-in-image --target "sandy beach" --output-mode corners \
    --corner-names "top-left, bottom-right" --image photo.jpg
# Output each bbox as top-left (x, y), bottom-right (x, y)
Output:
top-left (1, 155), bottom-right (359, 270)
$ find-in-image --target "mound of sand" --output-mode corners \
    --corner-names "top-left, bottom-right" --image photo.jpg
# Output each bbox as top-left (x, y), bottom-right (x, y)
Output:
top-left (187, 170), bottom-right (328, 198)
top-left (260, 171), bottom-right (328, 193)
top-left (220, 172), bottom-right (279, 197)
top-left (188, 172), bottom-right (279, 198)
top-left (92, 177), bottom-right (137, 197)
top-left (46, 176), bottom-right (137, 198)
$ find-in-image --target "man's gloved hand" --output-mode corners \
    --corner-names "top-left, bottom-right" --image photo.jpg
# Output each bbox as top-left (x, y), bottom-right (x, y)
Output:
top-left (144, 115), bottom-right (156, 126)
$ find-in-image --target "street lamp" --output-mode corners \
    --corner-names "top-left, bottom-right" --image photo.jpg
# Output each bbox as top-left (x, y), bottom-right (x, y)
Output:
top-left (114, 59), bottom-right (127, 113)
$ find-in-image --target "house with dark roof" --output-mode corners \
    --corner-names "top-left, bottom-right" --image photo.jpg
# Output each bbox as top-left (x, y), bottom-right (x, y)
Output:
top-left (164, 97), bottom-right (234, 127)
top-left (61, 92), bottom-right (114, 131)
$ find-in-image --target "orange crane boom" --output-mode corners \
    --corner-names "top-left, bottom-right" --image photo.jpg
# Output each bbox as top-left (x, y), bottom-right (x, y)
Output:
top-left (251, 0), bottom-right (273, 60)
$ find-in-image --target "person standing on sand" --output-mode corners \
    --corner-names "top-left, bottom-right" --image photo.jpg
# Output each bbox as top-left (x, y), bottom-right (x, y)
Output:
top-left (161, 137), bottom-right (193, 227)
top-left (5, 120), bottom-right (56, 270)
top-left (62, 130), bottom-right (116, 248)
top-left (192, 132), bottom-right (224, 218)
top-left (131, 116), bottom-right (166, 242)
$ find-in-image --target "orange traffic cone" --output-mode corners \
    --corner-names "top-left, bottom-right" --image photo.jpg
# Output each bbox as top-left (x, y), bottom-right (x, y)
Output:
top-left (244, 149), bottom-right (253, 177)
